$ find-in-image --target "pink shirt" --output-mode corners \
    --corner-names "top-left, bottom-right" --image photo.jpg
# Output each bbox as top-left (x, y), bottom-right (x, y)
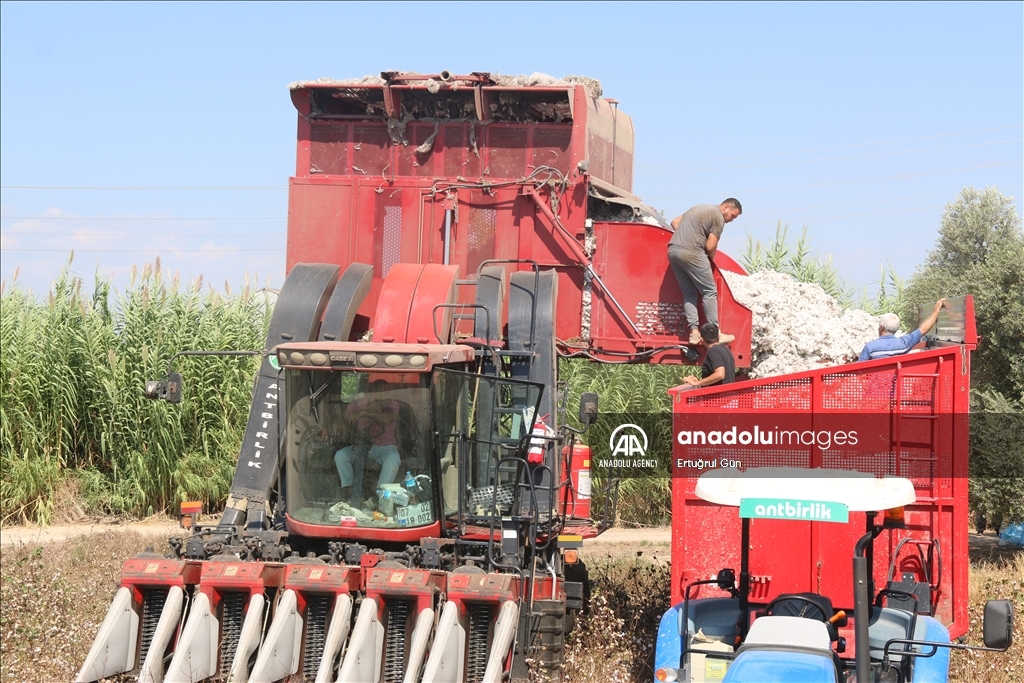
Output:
top-left (348, 396), bottom-right (398, 446)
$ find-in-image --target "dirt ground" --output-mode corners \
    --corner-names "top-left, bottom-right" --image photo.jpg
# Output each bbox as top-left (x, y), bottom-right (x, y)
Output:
top-left (0, 517), bottom-right (182, 547)
top-left (0, 524), bottom-right (1019, 682)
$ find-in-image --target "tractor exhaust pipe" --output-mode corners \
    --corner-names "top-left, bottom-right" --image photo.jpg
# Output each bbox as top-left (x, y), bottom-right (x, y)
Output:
top-left (854, 532), bottom-right (874, 683)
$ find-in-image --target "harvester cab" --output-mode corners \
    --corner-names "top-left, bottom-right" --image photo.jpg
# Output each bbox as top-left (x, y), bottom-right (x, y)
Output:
top-left (654, 468), bottom-right (1014, 683)
top-left (275, 340), bottom-right (576, 548)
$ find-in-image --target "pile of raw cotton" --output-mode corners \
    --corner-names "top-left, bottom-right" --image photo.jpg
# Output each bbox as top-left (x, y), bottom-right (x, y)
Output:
top-left (493, 73), bottom-right (603, 97)
top-left (720, 270), bottom-right (882, 378)
top-left (289, 73), bottom-right (604, 98)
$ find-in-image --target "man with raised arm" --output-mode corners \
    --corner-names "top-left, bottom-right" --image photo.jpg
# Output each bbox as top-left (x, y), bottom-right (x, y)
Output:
top-left (858, 298), bottom-right (947, 361)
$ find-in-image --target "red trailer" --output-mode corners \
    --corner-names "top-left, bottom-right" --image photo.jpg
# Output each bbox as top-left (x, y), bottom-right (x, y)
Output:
top-left (660, 296), bottom-right (977, 680)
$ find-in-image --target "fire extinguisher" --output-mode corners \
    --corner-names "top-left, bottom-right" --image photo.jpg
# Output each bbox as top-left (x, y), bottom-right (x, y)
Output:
top-left (561, 443), bottom-right (592, 520)
top-left (527, 416), bottom-right (554, 464)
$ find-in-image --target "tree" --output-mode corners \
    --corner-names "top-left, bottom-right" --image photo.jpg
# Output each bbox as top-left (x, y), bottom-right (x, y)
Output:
top-left (969, 390), bottom-right (1024, 530)
top-left (904, 187), bottom-right (1024, 526)
top-left (903, 187), bottom-right (1024, 400)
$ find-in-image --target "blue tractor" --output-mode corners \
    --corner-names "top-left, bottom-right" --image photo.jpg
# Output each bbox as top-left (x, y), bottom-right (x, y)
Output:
top-left (653, 468), bottom-right (1014, 683)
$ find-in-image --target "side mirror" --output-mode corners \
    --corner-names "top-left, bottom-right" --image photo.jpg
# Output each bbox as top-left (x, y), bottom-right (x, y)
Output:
top-left (578, 392), bottom-right (599, 426)
top-left (144, 372), bottom-right (183, 403)
top-left (716, 568), bottom-right (736, 592)
top-left (984, 600), bottom-right (1013, 650)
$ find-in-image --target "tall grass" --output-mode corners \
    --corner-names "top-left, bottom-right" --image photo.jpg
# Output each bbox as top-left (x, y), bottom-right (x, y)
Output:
top-left (743, 222), bottom-right (857, 308)
top-left (559, 360), bottom-right (691, 525)
top-left (742, 222), bottom-right (907, 314)
top-left (0, 259), bottom-right (271, 524)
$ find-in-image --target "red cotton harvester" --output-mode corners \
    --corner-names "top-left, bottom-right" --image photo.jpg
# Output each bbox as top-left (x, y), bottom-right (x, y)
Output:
top-left (77, 71), bottom-right (754, 683)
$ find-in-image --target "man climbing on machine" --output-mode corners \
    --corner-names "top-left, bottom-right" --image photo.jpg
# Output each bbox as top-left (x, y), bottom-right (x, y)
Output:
top-left (668, 198), bottom-right (743, 345)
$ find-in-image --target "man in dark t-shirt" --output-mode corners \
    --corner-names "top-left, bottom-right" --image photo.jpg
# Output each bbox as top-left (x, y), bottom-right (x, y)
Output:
top-left (667, 199), bottom-right (742, 345)
top-left (682, 323), bottom-right (736, 389)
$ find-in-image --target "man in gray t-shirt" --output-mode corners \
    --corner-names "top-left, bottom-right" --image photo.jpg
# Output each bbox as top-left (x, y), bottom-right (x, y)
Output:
top-left (667, 199), bottom-right (742, 345)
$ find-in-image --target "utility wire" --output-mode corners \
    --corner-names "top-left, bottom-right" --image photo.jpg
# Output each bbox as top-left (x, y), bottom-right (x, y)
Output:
top-left (6, 189), bottom-right (1021, 243)
top-left (3, 125), bottom-right (1020, 190)
top-left (0, 185), bottom-right (285, 191)
top-left (1, 215), bottom-right (285, 221)
top-left (636, 124), bottom-right (1024, 169)
top-left (1, 247), bottom-right (285, 253)
top-left (737, 186), bottom-right (1023, 216)
top-left (738, 205), bottom-right (945, 229)
top-left (646, 161), bottom-right (1023, 201)
top-left (6, 187), bottom-right (1020, 231)
top-left (1, 231), bottom-right (284, 237)
top-left (5, 202), bottom-right (991, 251)
top-left (637, 139), bottom-right (1022, 176)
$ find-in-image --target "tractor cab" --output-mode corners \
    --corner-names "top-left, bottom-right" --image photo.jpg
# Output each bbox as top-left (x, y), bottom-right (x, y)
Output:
top-left (654, 468), bottom-right (1014, 683)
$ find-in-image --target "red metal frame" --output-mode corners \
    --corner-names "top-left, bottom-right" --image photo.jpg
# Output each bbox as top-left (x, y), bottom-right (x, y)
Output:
top-left (285, 76), bottom-right (753, 367)
top-left (195, 560), bottom-right (282, 606)
top-left (668, 337), bottom-right (974, 639)
top-left (283, 562), bottom-right (361, 670)
top-left (365, 567), bottom-right (446, 617)
top-left (285, 563), bottom-right (360, 597)
top-left (120, 557), bottom-right (203, 606)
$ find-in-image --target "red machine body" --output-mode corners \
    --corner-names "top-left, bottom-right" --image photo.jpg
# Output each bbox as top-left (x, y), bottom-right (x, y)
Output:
top-left (285, 75), bottom-right (753, 367)
top-left (668, 298), bottom-right (977, 640)
top-left (562, 443), bottom-right (592, 521)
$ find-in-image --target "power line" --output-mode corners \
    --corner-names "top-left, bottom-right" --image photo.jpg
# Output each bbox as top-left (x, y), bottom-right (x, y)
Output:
top-left (6, 188), bottom-right (1021, 241)
top-left (1, 247), bottom-right (285, 253)
top-left (1, 215), bottom-right (285, 221)
top-left (737, 186), bottom-right (1023, 216)
top-left (741, 193), bottom-right (957, 215)
top-left (646, 161), bottom-right (1023, 201)
top-left (0, 185), bottom-right (286, 191)
top-left (636, 123), bottom-right (1024, 169)
top-left (1, 231), bottom-right (283, 237)
top-left (737, 204), bottom-right (945, 229)
top-left (636, 139), bottom-right (1022, 176)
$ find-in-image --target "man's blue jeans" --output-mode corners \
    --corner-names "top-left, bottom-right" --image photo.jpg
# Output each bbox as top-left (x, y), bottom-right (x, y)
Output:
top-left (667, 245), bottom-right (718, 330)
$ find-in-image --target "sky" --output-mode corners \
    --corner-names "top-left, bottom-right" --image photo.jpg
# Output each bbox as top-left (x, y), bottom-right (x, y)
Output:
top-left (2, 1), bottom-right (1021, 298)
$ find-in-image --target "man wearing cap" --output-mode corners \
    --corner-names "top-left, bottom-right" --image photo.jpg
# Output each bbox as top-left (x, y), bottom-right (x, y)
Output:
top-left (668, 199), bottom-right (742, 345)
top-left (858, 299), bottom-right (947, 361)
